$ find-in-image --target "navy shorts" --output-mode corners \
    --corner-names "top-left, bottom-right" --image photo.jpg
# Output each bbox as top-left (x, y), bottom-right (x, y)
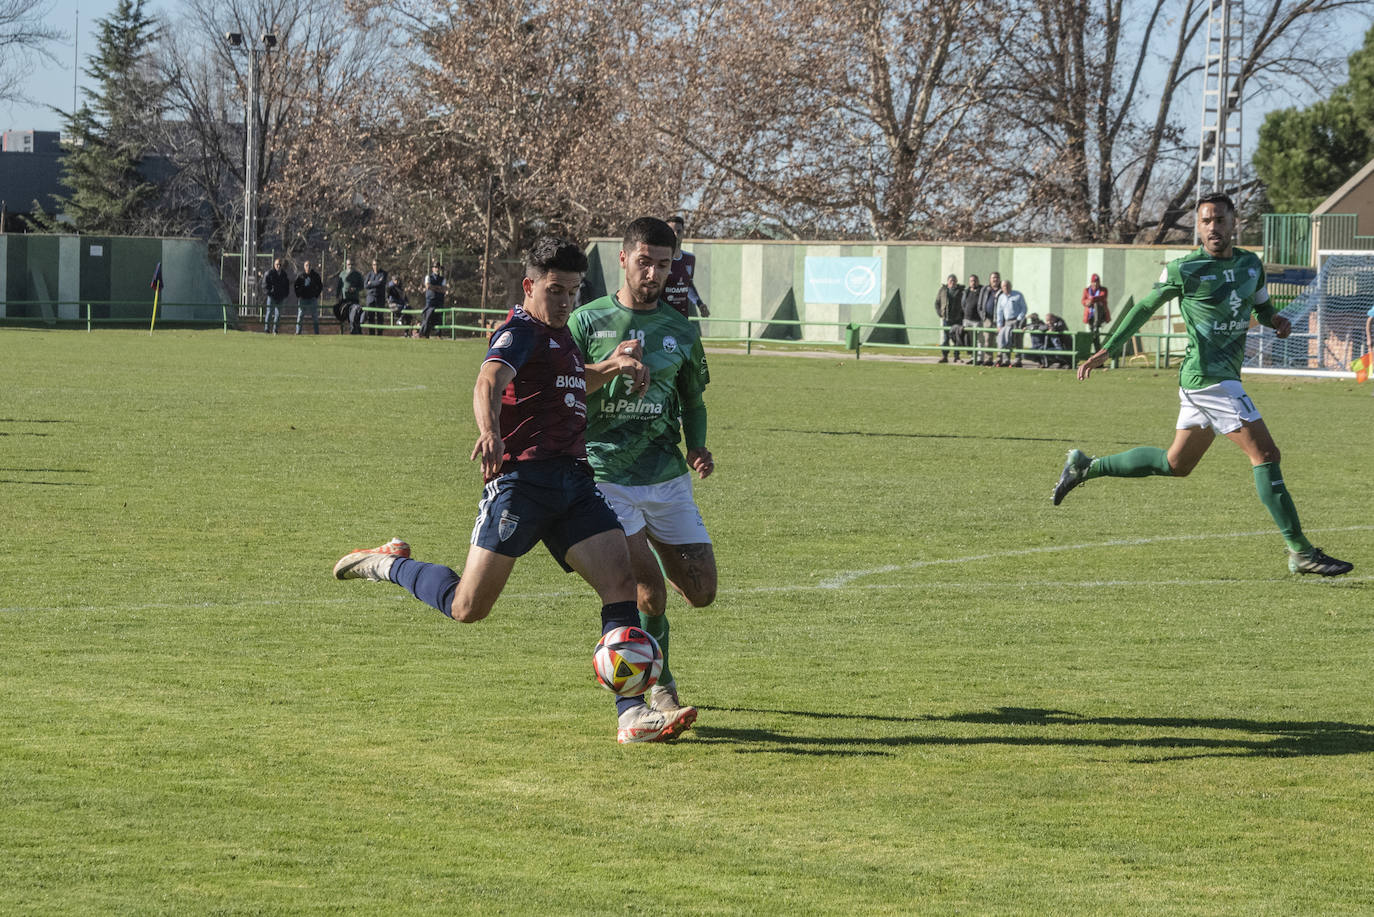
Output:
top-left (470, 458), bottom-right (623, 571)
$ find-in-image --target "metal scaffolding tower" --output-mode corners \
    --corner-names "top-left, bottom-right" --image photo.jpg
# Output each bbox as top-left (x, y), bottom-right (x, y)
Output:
top-left (1196, 0), bottom-right (1244, 239)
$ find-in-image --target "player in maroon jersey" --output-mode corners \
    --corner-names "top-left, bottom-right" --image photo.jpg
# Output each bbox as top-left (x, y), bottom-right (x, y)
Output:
top-left (663, 215), bottom-right (710, 319)
top-left (333, 237), bottom-right (698, 743)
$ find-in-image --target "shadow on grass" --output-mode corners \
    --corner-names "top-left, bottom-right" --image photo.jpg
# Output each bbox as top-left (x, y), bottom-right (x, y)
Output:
top-left (692, 705), bottom-right (1374, 762)
top-left (0, 466), bottom-right (93, 486)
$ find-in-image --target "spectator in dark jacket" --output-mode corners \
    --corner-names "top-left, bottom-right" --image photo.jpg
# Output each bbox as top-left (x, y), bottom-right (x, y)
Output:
top-left (387, 275), bottom-right (409, 330)
top-left (1025, 313), bottom-right (1049, 367)
top-left (293, 259), bottom-right (323, 335)
top-left (1044, 313), bottom-right (1071, 367)
top-left (419, 261), bottom-right (446, 339)
top-left (934, 274), bottom-right (965, 363)
top-left (363, 259), bottom-right (388, 336)
top-left (335, 259), bottom-right (365, 334)
top-left (262, 258), bottom-right (290, 334)
top-left (962, 274), bottom-right (997, 366)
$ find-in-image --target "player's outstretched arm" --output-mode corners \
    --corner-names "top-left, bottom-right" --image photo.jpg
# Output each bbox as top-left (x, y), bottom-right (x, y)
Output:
top-left (1077, 348), bottom-right (1110, 381)
top-left (471, 361), bottom-right (515, 479)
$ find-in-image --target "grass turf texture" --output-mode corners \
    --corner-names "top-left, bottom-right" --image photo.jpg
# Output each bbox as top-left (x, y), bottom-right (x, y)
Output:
top-left (2, 329), bottom-right (1371, 915)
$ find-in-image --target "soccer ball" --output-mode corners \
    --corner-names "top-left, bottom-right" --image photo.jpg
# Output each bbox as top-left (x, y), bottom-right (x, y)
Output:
top-left (593, 626), bottom-right (662, 697)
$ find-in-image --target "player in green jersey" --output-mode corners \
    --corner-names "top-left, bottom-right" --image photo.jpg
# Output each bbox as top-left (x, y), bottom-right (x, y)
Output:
top-left (571, 217), bottom-right (716, 716)
top-left (1053, 192), bottom-right (1352, 577)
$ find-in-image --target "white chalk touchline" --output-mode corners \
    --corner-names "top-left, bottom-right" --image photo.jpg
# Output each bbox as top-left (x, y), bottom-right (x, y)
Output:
top-left (818, 525), bottom-right (1374, 589)
top-left (4, 526), bottom-right (1367, 615)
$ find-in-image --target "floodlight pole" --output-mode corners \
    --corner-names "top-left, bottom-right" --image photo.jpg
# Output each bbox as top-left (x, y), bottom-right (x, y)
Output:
top-left (241, 47), bottom-right (257, 309)
top-left (226, 31), bottom-right (277, 309)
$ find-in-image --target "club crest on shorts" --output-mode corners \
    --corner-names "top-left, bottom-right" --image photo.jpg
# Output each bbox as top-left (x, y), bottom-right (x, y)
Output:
top-left (498, 510), bottom-right (520, 541)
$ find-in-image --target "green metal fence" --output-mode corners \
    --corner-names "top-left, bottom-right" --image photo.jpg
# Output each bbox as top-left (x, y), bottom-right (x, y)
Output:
top-left (1263, 213), bottom-right (1374, 266)
top-left (0, 300), bottom-right (234, 332)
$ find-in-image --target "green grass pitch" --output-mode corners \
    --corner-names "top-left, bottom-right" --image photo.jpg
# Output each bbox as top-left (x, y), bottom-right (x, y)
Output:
top-left (2, 329), bottom-right (1371, 915)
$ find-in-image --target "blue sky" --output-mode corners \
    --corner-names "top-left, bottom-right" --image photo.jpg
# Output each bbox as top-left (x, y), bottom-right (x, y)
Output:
top-left (2, 0), bottom-right (120, 132)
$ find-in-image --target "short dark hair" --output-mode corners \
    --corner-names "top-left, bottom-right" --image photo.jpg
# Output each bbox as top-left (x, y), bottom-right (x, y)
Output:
top-left (525, 236), bottom-right (588, 279)
top-left (623, 217), bottom-right (678, 252)
top-left (1198, 191), bottom-right (1236, 214)
top-left (665, 215), bottom-right (685, 228)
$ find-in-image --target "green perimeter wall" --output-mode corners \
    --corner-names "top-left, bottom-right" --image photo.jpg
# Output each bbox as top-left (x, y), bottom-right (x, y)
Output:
top-left (585, 239), bottom-right (1197, 347)
top-left (0, 234), bottom-right (228, 324)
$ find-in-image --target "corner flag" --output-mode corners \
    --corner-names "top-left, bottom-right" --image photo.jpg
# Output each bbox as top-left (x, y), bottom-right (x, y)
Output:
top-left (149, 262), bottom-right (164, 334)
top-left (1351, 352), bottom-right (1371, 384)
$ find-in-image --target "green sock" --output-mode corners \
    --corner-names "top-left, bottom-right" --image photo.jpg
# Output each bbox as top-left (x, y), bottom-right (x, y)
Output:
top-left (1085, 446), bottom-right (1173, 479)
top-left (1253, 462), bottom-right (1312, 553)
top-left (638, 611), bottom-right (672, 686)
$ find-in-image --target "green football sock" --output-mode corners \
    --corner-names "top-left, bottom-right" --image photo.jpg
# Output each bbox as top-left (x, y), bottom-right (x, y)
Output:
top-left (1085, 446), bottom-right (1173, 479)
top-left (1253, 462), bottom-right (1312, 553)
top-left (638, 611), bottom-right (672, 687)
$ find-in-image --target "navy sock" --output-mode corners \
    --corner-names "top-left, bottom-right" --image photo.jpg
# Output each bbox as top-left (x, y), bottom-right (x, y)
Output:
top-left (602, 601), bottom-right (645, 716)
top-left (389, 557), bottom-right (460, 619)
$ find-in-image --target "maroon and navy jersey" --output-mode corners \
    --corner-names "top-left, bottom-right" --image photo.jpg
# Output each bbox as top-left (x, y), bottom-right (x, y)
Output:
top-left (663, 251), bottom-right (700, 318)
top-left (484, 306), bottom-right (588, 471)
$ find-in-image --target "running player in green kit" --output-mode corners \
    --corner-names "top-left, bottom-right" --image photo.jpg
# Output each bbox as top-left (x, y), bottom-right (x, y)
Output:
top-left (571, 217), bottom-right (716, 716)
top-left (1053, 192), bottom-right (1352, 577)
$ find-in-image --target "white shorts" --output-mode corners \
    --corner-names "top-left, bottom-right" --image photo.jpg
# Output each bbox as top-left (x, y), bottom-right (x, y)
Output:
top-left (595, 473), bottom-right (711, 544)
top-left (1176, 380), bottom-right (1261, 434)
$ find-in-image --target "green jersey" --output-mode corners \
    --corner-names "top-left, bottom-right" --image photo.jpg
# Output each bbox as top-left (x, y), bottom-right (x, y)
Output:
top-left (1102, 246), bottom-right (1278, 389)
top-left (570, 295), bottom-right (710, 486)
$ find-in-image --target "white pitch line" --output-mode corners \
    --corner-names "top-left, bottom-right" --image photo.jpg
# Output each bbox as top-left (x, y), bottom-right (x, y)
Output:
top-left (818, 525), bottom-right (1374, 589)
top-left (3, 527), bottom-right (1368, 615)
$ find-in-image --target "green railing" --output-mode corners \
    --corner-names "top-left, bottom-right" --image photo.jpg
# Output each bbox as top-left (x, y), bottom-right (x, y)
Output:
top-left (354, 304), bottom-right (510, 338)
top-left (698, 317), bottom-right (1079, 365)
top-left (0, 300), bottom-right (233, 332)
top-left (1262, 213), bottom-right (1374, 266)
top-left (6, 303), bottom-right (1310, 374)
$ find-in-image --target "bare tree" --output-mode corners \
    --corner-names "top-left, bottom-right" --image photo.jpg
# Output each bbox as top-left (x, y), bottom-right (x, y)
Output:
top-left (318, 0), bottom-right (694, 295)
top-left (156, 0), bottom-right (392, 258)
top-left (995, 0), bottom-right (1370, 243)
top-left (0, 0), bottom-right (64, 105)
top-left (650, 0), bottom-right (1029, 240)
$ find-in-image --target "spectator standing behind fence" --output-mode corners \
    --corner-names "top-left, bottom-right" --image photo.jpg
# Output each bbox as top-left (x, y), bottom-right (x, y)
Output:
top-left (995, 278), bottom-right (1028, 367)
top-left (293, 259), bottom-right (323, 334)
top-left (1025, 313), bottom-right (1048, 367)
top-left (1082, 273), bottom-right (1110, 351)
top-left (983, 271), bottom-right (1003, 365)
top-left (336, 259), bottom-right (365, 334)
top-left (663, 216), bottom-right (710, 318)
top-left (962, 274), bottom-right (994, 366)
top-left (387, 275), bottom-right (409, 331)
top-left (419, 262), bottom-right (445, 339)
top-left (364, 260), bottom-right (388, 336)
top-left (1044, 313), bottom-right (1071, 367)
top-left (934, 274), bottom-right (965, 363)
top-left (263, 258), bottom-right (290, 334)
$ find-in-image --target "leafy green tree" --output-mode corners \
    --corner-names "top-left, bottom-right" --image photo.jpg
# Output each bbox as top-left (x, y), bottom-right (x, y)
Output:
top-left (51, 0), bottom-right (164, 233)
top-left (1254, 26), bottom-right (1374, 214)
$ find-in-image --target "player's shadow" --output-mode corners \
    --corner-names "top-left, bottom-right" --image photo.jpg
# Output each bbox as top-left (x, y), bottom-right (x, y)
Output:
top-left (691, 705), bottom-right (1374, 762)
top-left (0, 466), bottom-right (93, 486)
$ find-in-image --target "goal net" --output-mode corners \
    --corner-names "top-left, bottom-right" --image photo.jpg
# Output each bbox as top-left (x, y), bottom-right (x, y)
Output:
top-left (1245, 250), bottom-right (1374, 376)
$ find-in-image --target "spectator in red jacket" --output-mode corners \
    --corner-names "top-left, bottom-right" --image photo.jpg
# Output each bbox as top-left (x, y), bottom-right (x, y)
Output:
top-left (1082, 273), bottom-right (1110, 351)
